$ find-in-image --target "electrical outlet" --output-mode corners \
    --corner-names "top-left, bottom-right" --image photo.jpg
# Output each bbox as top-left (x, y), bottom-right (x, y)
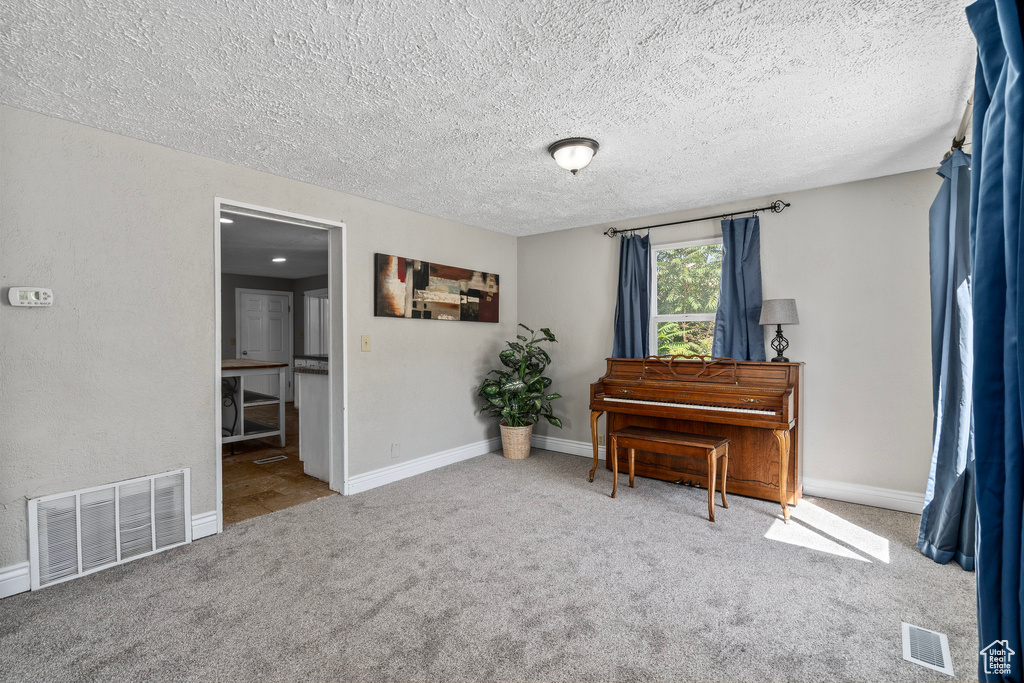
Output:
top-left (598, 435), bottom-right (605, 446)
top-left (390, 443), bottom-right (400, 460)
top-left (361, 335), bottom-right (371, 352)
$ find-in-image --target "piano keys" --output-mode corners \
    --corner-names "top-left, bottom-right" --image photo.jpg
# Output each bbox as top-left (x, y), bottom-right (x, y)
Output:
top-left (589, 355), bottom-right (802, 520)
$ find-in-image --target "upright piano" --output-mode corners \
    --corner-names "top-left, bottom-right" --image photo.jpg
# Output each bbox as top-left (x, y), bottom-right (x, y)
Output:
top-left (589, 355), bottom-right (802, 520)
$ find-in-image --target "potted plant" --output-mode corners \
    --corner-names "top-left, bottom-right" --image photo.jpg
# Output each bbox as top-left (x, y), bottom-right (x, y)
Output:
top-left (478, 324), bottom-right (562, 459)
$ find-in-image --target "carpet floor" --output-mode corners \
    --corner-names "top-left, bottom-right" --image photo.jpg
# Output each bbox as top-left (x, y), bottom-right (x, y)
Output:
top-left (0, 449), bottom-right (977, 682)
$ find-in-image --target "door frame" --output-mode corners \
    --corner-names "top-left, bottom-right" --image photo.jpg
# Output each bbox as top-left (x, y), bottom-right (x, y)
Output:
top-left (214, 197), bottom-right (348, 536)
top-left (235, 287), bottom-right (295, 402)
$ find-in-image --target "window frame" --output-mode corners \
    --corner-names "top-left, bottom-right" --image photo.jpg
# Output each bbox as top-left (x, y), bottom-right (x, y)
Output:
top-left (649, 236), bottom-right (724, 355)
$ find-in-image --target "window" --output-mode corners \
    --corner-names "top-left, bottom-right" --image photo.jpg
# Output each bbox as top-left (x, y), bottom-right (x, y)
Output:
top-left (650, 237), bottom-right (724, 356)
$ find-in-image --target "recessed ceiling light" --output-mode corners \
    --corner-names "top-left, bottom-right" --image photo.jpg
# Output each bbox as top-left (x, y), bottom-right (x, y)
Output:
top-left (272, 257), bottom-right (286, 262)
top-left (220, 217), bottom-right (233, 224)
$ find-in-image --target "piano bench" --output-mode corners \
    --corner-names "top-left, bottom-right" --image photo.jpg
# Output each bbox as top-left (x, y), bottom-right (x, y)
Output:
top-left (608, 426), bottom-right (730, 522)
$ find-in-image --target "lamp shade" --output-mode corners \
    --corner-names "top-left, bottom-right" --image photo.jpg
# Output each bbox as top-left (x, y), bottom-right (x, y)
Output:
top-left (759, 299), bottom-right (799, 325)
top-left (548, 138), bottom-right (599, 174)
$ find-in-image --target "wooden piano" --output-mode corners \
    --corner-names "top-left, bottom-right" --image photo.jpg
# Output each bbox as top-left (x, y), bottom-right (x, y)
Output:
top-left (589, 355), bottom-right (802, 520)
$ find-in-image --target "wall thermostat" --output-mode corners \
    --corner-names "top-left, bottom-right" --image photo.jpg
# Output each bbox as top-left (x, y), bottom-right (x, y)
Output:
top-left (9, 287), bottom-right (53, 307)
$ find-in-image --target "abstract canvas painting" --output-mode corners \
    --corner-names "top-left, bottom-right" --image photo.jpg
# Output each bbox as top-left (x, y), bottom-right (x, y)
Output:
top-left (374, 253), bottom-right (499, 323)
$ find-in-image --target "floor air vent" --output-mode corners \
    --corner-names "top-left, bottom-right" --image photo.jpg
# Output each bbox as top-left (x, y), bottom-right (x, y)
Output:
top-left (28, 469), bottom-right (191, 590)
top-left (253, 455), bottom-right (288, 464)
top-left (902, 622), bottom-right (954, 676)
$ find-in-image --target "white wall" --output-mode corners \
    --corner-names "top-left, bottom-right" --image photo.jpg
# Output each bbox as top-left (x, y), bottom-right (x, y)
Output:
top-left (517, 169), bottom-right (940, 496)
top-left (0, 105), bottom-right (517, 566)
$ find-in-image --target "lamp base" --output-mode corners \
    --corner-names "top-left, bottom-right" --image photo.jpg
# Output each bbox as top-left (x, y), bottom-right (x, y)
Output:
top-left (769, 324), bottom-right (790, 363)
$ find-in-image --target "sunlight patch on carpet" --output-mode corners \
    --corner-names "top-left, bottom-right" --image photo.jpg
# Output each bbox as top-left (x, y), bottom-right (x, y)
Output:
top-left (764, 518), bottom-right (870, 562)
top-left (790, 500), bottom-right (891, 563)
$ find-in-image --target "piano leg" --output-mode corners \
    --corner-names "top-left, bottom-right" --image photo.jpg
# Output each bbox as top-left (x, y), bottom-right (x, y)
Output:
top-left (610, 434), bottom-right (619, 498)
top-left (773, 429), bottom-right (792, 522)
top-left (628, 448), bottom-right (635, 488)
top-left (589, 410), bottom-right (604, 483)
top-left (707, 449), bottom-right (717, 522)
top-left (720, 445), bottom-right (729, 510)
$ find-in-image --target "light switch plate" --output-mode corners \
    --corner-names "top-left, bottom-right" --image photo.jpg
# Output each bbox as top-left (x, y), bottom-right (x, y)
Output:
top-left (361, 335), bottom-right (371, 352)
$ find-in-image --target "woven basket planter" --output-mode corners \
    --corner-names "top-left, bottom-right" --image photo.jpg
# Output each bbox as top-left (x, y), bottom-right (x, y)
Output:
top-left (499, 422), bottom-right (534, 459)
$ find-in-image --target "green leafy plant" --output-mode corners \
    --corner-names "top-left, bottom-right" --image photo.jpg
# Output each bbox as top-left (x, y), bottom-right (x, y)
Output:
top-left (478, 324), bottom-right (563, 428)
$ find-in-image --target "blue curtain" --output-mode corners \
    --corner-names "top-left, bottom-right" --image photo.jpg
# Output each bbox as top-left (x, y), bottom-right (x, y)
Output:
top-left (612, 234), bottom-right (650, 358)
top-left (712, 217), bottom-right (766, 361)
top-left (918, 150), bottom-right (976, 571)
top-left (967, 1), bottom-right (1024, 679)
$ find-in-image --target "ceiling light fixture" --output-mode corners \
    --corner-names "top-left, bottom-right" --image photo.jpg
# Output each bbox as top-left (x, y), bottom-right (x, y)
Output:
top-left (220, 217), bottom-right (233, 224)
top-left (548, 137), bottom-right (600, 175)
top-left (272, 257), bottom-right (286, 262)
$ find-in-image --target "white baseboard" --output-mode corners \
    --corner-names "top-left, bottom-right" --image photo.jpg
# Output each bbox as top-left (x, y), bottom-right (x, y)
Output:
top-left (530, 435), bottom-right (924, 514)
top-left (191, 511), bottom-right (219, 540)
top-left (802, 477), bottom-right (924, 514)
top-left (532, 433), bottom-right (605, 460)
top-left (345, 437), bottom-right (501, 495)
top-left (0, 562), bottom-right (30, 599)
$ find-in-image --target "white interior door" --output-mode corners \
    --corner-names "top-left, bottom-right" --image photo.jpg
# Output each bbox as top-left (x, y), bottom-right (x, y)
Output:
top-left (237, 290), bottom-right (292, 399)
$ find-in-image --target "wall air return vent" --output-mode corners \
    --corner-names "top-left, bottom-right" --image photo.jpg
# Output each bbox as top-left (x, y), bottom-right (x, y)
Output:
top-left (28, 469), bottom-right (191, 590)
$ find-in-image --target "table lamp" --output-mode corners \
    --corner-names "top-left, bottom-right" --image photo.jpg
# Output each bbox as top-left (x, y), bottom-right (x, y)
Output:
top-left (759, 299), bottom-right (799, 362)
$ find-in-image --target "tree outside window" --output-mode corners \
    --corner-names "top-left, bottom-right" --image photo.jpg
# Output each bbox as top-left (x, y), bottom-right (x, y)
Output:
top-left (650, 239), bottom-right (723, 356)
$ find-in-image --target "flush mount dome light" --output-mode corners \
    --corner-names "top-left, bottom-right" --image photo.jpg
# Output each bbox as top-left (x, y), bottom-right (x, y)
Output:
top-left (548, 137), bottom-right (599, 175)
top-left (272, 257), bottom-right (286, 262)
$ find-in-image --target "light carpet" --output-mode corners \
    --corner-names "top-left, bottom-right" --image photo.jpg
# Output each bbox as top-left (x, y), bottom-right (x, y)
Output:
top-left (0, 449), bottom-right (977, 682)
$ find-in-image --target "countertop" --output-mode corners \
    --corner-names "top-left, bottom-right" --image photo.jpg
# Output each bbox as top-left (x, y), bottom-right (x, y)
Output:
top-left (294, 367), bottom-right (328, 375)
top-left (222, 359), bottom-right (289, 370)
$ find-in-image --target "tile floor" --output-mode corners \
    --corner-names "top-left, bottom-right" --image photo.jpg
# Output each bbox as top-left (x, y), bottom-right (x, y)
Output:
top-left (222, 401), bottom-right (336, 525)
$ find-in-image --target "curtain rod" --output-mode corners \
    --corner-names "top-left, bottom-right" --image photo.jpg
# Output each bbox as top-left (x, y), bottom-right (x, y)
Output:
top-left (945, 92), bottom-right (974, 159)
top-left (602, 200), bottom-right (791, 238)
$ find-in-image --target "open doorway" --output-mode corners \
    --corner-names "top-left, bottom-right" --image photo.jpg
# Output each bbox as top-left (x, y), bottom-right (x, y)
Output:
top-left (215, 200), bottom-right (345, 527)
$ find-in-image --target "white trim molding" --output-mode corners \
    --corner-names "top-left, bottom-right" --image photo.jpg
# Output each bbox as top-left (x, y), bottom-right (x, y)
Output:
top-left (214, 197), bottom-right (348, 536)
top-left (346, 437), bottom-right (501, 495)
top-left (191, 511), bottom-right (219, 540)
top-left (802, 477), bottom-right (925, 514)
top-left (532, 434), bottom-right (605, 460)
top-left (531, 435), bottom-right (924, 514)
top-left (0, 562), bottom-right (30, 599)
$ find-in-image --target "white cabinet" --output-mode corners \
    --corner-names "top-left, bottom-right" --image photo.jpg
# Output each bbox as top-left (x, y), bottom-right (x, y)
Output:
top-left (297, 371), bottom-right (329, 482)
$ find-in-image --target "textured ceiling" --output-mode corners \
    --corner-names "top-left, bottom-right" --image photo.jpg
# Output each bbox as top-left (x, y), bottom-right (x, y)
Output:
top-left (1, 1), bottom-right (975, 236)
top-left (221, 214), bottom-right (328, 279)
